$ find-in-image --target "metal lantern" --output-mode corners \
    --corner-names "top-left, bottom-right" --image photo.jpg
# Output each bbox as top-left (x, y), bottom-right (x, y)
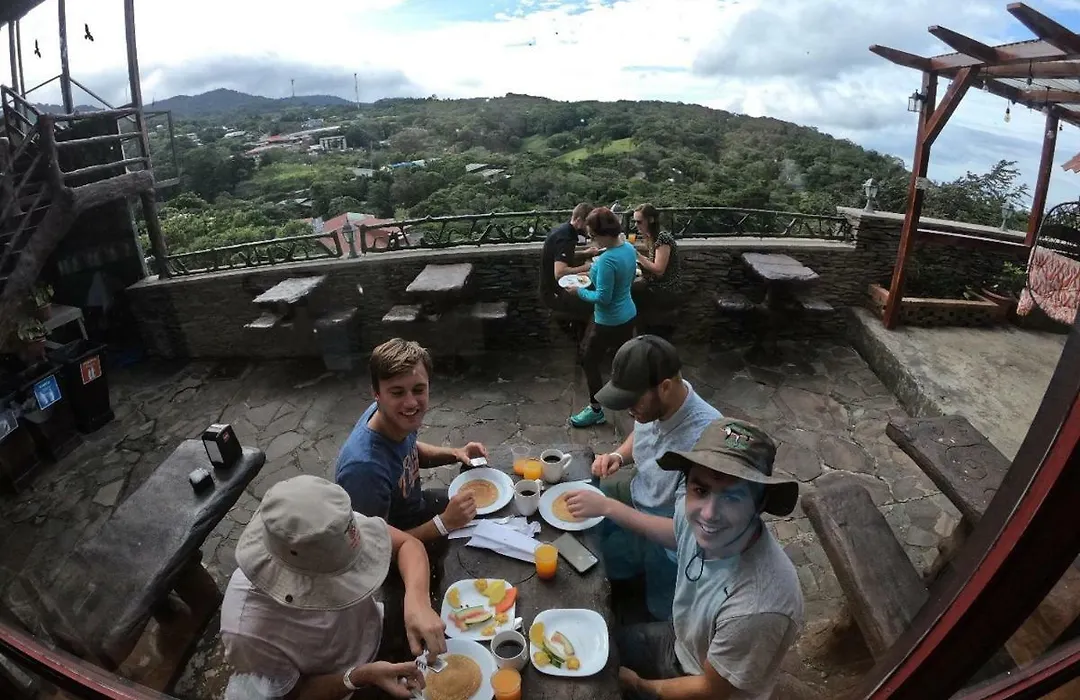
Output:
top-left (863, 178), bottom-right (879, 212)
top-left (907, 91), bottom-right (924, 113)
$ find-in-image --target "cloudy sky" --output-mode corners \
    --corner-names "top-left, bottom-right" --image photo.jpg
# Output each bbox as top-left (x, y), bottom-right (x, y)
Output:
top-left (7, 0), bottom-right (1080, 206)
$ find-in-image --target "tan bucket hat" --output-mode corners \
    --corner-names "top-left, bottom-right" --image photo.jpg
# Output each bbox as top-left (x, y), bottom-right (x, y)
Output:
top-left (657, 418), bottom-right (800, 516)
top-left (236, 475), bottom-right (392, 610)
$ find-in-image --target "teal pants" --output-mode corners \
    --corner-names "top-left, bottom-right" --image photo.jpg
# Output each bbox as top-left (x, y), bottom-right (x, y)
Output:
top-left (597, 469), bottom-right (678, 621)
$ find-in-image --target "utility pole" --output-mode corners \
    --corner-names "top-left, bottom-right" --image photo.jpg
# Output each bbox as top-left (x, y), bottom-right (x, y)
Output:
top-left (354, 72), bottom-right (360, 110)
top-left (291, 78), bottom-right (295, 99)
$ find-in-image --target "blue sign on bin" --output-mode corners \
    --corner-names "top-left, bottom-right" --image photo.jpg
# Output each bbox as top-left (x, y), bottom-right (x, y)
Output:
top-left (33, 375), bottom-right (62, 411)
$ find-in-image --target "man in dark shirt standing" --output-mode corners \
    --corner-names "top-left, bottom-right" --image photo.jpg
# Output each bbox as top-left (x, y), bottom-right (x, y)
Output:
top-left (540, 202), bottom-right (598, 319)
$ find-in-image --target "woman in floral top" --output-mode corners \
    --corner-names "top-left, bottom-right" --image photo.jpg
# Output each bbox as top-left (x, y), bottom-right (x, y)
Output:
top-left (634, 203), bottom-right (680, 292)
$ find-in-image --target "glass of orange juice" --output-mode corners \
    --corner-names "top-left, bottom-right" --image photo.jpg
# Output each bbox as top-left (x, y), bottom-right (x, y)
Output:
top-left (511, 445), bottom-right (532, 476)
top-left (535, 543), bottom-right (558, 580)
top-left (492, 668), bottom-right (522, 700)
top-left (522, 458), bottom-right (543, 481)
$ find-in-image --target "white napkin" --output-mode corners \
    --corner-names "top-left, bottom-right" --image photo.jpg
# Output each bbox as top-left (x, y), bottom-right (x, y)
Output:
top-left (449, 516), bottom-right (540, 540)
top-left (465, 520), bottom-right (540, 563)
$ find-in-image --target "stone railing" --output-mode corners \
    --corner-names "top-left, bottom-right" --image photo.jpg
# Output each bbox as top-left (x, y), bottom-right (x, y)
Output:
top-left (357, 206), bottom-right (852, 253)
top-left (159, 207), bottom-right (854, 274)
top-left (164, 232), bottom-right (343, 276)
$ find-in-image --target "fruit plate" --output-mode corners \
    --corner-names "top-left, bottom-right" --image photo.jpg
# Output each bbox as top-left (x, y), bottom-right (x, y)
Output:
top-left (441, 578), bottom-right (518, 641)
top-left (448, 468), bottom-right (515, 516)
top-left (529, 608), bottom-right (609, 677)
top-left (427, 638), bottom-right (496, 700)
top-left (538, 481), bottom-right (605, 531)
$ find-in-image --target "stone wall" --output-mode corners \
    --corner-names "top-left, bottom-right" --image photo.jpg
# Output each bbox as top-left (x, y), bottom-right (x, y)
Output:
top-left (125, 209), bottom-right (1031, 361)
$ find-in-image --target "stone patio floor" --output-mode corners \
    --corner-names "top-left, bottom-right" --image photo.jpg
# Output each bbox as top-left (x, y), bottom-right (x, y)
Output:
top-left (0, 341), bottom-right (964, 698)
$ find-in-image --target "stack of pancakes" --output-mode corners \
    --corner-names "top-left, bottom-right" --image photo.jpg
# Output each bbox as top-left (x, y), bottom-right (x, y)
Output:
top-left (425, 654), bottom-right (482, 700)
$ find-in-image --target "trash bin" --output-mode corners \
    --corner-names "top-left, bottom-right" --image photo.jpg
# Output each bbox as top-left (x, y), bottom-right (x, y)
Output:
top-left (0, 391), bottom-right (43, 494)
top-left (15, 361), bottom-right (81, 461)
top-left (48, 340), bottom-right (114, 433)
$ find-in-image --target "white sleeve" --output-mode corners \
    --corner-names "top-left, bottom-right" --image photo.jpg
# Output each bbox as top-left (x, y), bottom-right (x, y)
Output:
top-left (222, 633), bottom-right (301, 699)
top-left (707, 613), bottom-right (795, 693)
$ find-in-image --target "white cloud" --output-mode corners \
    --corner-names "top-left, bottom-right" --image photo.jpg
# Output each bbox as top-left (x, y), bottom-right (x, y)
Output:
top-left (5, 0), bottom-right (1080, 205)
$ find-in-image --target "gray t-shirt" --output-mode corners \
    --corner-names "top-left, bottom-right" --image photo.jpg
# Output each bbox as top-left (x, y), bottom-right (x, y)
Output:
top-left (672, 502), bottom-right (804, 699)
top-left (631, 381), bottom-right (722, 512)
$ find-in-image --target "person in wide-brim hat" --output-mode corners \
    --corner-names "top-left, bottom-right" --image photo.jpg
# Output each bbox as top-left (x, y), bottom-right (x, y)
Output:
top-left (564, 418), bottom-right (805, 700)
top-left (220, 475), bottom-right (447, 700)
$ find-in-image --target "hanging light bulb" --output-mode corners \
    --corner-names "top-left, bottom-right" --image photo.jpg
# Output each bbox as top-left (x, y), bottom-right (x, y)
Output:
top-left (1005, 105), bottom-right (1011, 123)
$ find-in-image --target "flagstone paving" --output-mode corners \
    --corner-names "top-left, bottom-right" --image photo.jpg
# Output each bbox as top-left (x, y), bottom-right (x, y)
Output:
top-left (0, 342), bottom-right (961, 698)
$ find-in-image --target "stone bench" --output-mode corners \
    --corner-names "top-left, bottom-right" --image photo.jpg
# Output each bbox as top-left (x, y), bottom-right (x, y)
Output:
top-left (794, 293), bottom-right (835, 314)
top-left (803, 480), bottom-right (1015, 680)
top-left (802, 481), bottom-right (928, 658)
top-left (716, 292), bottom-right (756, 314)
top-left (24, 439), bottom-right (265, 689)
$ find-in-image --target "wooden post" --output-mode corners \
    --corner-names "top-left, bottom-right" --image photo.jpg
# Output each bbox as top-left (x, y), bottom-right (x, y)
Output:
top-left (124, 0), bottom-right (169, 277)
top-left (166, 111), bottom-right (179, 179)
top-left (7, 22), bottom-right (18, 94)
top-left (883, 72), bottom-right (938, 329)
top-left (1027, 111), bottom-right (1059, 247)
top-left (57, 0), bottom-right (74, 114)
top-left (14, 21), bottom-right (24, 96)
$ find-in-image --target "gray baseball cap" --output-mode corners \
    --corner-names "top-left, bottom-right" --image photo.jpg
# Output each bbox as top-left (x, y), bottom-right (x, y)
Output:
top-left (595, 335), bottom-right (682, 411)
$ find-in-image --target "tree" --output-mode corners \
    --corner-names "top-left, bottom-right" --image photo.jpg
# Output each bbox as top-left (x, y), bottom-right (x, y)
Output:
top-left (328, 196), bottom-right (362, 216)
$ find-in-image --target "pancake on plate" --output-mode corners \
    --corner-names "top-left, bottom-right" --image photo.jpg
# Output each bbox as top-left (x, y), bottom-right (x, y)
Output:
top-left (459, 479), bottom-right (499, 508)
top-left (425, 654), bottom-right (483, 700)
top-left (552, 492), bottom-right (583, 523)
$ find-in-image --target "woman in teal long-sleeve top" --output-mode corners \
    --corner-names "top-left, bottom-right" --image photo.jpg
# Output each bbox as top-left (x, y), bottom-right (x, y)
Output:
top-left (566, 207), bottom-right (637, 427)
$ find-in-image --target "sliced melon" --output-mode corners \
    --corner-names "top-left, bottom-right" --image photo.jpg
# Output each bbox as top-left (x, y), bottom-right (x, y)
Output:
top-left (550, 632), bottom-right (575, 656)
top-left (453, 605), bottom-right (493, 626)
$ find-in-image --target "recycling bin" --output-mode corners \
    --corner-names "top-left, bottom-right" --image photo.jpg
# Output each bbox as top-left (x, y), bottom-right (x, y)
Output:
top-left (48, 340), bottom-right (114, 433)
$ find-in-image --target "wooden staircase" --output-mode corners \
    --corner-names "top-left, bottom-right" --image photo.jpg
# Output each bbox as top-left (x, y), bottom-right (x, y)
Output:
top-left (0, 87), bottom-right (156, 343)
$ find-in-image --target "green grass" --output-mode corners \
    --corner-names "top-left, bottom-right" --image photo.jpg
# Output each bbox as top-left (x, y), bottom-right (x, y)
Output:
top-left (522, 134), bottom-right (548, 152)
top-left (556, 138), bottom-right (636, 164)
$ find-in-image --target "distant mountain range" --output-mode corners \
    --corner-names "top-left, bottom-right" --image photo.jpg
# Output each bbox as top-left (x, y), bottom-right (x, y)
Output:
top-left (34, 88), bottom-right (354, 118)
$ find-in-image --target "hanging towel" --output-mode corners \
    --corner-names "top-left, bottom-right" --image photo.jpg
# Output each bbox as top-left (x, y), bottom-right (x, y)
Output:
top-left (1017, 246), bottom-right (1080, 325)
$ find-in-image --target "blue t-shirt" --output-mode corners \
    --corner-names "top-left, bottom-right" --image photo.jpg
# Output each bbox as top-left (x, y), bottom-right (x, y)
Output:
top-left (334, 402), bottom-right (426, 528)
top-left (577, 241), bottom-right (637, 326)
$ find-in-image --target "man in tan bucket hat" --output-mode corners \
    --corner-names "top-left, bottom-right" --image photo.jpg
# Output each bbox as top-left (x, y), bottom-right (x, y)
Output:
top-left (221, 475), bottom-right (446, 700)
top-left (566, 418), bottom-right (804, 700)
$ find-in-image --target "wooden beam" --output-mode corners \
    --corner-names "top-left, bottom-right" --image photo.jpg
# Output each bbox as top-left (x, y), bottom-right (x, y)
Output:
top-left (1019, 88), bottom-right (1080, 104)
top-left (7, 21), bottom-right (18, 95)
top-left (14, 21), bottom-right (23, 96)
top-left (870, 44), bottom-right (932, 71)
top-left (1028, 112), bottom-right (1059, 246)
top-left (1008, 3), bottom-right (1080, 55)
top-left (929, 26), bottom-right (1001, 65)
top-left (56, 0), bottom-right (72, 113)
top-left (981, 61), bottom-right (1080, 79)
top-left (975, 78), bottom-right (1080, 127)
top-left (925, 67), bottom-right (978, 146)
top-left (884, 71), bottom-right (938, 330)
top-left (930, 39), bottom-right (1067, 71)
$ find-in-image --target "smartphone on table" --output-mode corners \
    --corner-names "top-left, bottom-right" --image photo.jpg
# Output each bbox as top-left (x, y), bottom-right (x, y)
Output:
top-left (553, 533), bottom-right (599, 574)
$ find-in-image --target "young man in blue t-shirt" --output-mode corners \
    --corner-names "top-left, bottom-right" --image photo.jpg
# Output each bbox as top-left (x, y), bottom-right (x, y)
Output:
top-left (335, 338), bottom-right (487, 541)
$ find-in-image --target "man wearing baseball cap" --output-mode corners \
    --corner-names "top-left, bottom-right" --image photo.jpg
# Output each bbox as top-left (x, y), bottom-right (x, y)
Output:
top-left (566, 419), bottom-right (804, 700)
top-left (589, 335), bottom-right (721, 621)
top-left (220, 475), bottom-right (447, 700)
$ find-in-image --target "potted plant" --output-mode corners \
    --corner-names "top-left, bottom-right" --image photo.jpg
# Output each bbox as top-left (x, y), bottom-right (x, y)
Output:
top-left (17, 319), bottom-right (47, 360)
top-left (31, 284), bottom-right (53, 320)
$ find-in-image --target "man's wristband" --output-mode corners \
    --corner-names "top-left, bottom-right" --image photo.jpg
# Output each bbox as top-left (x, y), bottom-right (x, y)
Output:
top-left (343, 665), bottom-right (360, 691)
top-left (610, 452), bottom-right (626, 466)
top-left (433, 514), bottom-right (449, 536)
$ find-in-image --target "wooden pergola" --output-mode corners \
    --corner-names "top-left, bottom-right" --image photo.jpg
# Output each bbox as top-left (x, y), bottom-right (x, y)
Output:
top-left (873, 2), bottom-right (1080, 329)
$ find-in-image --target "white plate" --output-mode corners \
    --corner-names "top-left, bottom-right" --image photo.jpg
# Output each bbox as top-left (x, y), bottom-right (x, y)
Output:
top-left (441, 579), bottom-right (518, 641)
top-left (428, 638), bottom-right (497, 700)
top-left (448, 468), bottom-right (514, 516)
top-left (558, 273), bottom-right (591, 289)
top-left (528, 608), bottom-right (609, 677)
top-left (538, 481), bottom-right (605, 531)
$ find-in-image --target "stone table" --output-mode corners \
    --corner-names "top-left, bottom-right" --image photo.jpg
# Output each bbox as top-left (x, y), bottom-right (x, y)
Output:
top-left (406, 263), bottom-right (473, 303)
top-left (739, 253), bottom-right (823, 364)
top-left (252, 275), bottom-right (327, 307)
top-left (42, 440), bottom-right (265, 679)
top-left (440, 444), bottom-right (622, 700)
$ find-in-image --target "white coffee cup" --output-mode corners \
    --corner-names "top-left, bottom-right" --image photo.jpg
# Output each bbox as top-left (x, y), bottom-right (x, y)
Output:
top-left (490, 630), bottom-right (528, 671)
top-left (514, 479), bottom-right (542, 516)
top-left (539, 448), bottom-right (571, 483)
